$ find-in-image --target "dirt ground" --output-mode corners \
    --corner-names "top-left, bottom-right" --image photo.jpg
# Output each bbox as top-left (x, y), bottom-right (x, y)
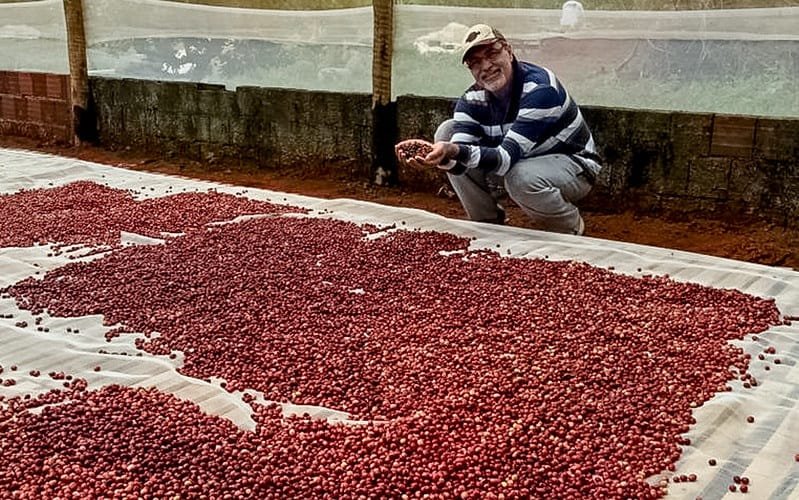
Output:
top-left (2, 136), bottom-right (797, 271)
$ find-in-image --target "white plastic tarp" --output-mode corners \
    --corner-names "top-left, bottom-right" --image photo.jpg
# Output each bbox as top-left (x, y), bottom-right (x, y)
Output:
top-left (1, 147), bottom-right (798, 499)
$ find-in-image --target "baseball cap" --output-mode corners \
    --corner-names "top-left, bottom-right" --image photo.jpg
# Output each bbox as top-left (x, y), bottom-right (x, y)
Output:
top-left (461, 24), bottom-right (507, 63)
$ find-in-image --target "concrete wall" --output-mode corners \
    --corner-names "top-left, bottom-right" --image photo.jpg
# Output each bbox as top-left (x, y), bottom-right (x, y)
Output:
top-left (397, 96), bottom-right (799, 227)
top-left (0, 72), bottom-right (71, 143)
top-left (90, 78), bottom-right (373, 179)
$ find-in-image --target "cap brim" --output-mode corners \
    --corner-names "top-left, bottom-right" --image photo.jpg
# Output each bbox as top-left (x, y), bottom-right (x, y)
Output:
top-left (461, 38), bottom-right (499, 63)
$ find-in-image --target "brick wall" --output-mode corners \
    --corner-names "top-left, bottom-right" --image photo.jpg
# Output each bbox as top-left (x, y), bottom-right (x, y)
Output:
top-left (0, 71), bottom-right (72, 144)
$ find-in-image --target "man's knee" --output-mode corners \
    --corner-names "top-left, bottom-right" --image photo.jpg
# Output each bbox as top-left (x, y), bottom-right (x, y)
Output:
top-left (503, 162), bottom-right (548, 199)
top-left (434, 119), bottom-right (457, 143)
top-left (505, 156), bottom-right (593, 209)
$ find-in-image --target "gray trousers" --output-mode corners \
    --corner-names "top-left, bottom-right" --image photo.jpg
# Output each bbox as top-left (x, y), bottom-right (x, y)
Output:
top-left (436, 119), bottom-right (592, 234)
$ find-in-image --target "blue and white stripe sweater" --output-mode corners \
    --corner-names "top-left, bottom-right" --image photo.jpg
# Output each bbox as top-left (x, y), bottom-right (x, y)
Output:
top-left (450, 59), bottom-right (601, 179)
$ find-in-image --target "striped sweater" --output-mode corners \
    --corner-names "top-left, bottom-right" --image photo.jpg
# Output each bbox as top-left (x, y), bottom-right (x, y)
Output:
top-left (450, 59), bottom-right (601, 178)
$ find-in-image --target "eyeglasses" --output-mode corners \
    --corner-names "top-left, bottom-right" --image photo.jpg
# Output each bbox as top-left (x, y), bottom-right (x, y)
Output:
top-left (464, 43), bottom-right (507, 70)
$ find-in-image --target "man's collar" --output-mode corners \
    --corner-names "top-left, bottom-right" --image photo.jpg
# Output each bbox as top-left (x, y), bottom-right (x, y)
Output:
top-left (510, 57), bottom-right (523, 97)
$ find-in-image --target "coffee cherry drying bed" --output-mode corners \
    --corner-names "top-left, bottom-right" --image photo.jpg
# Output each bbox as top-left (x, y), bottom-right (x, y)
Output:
top-left (1, 148), bottom-right (798, 499)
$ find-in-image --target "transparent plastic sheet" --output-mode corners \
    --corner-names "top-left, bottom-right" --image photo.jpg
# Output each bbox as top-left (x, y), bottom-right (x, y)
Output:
top-left (3, 1), bottom-right (796, 116)
top-left (82, 0), bottom-right (373, 92)
top-left (393, 5), bottom-right (799, 118)
top-left (1, 147), bottom-right (798, 498)
top-left (0, 0), bottom-right (68, 73)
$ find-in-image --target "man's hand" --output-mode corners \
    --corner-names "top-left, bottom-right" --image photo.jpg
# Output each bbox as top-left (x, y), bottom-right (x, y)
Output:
top-left (395, 139), bottom-right (459, 171)
top-left (426, 142), bottom-right (460, 170)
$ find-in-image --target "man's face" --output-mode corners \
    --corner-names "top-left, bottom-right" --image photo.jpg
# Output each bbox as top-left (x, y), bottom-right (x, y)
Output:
top-left (464, 41), bottom-right (513, 95)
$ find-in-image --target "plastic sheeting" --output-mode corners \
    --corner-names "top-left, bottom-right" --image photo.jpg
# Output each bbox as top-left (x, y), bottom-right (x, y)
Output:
top-left (0, 0), bottom-right (68, 73)
top-left (1, 0), bottom-right (797, 116)
top-left (393, 5), bottom-right (799, 118)
top-left (83, 0), bottom-right (373, 92)
top-left (1, 147), bottom-right (798, 498)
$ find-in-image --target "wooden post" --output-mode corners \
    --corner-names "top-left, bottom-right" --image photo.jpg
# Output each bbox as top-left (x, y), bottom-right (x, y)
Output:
top-left (63, 0), bottom-right (94, 143)
top-left (371, 0), bottom-right (397, 186)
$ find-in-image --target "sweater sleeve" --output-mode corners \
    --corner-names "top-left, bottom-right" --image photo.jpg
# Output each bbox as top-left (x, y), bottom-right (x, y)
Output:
top-left (447, 96), bottom-right (505, 176)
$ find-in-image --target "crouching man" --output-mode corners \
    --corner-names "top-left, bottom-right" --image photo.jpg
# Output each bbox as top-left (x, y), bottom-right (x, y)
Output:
top-left (397, 24), bottom-right (601, 235)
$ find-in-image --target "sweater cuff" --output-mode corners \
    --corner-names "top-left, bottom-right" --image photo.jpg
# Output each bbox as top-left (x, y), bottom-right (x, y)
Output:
top-left (456, 144), bottom-right (472, 164)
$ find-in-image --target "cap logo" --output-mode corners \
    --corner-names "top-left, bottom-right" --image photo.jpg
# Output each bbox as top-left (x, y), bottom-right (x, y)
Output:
top-left (465, 31), bottom-right (481, 43)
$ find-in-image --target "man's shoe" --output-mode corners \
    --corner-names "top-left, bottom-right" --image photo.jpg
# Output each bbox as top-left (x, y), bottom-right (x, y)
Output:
top-left (478, 207), bottom-right (506, 225)
top-left (574, 215), bottom-right (585, 236)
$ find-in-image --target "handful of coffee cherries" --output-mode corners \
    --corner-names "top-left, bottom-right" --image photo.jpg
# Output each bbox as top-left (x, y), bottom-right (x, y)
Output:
top-left (395, 139), bottom-right (433, 168)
